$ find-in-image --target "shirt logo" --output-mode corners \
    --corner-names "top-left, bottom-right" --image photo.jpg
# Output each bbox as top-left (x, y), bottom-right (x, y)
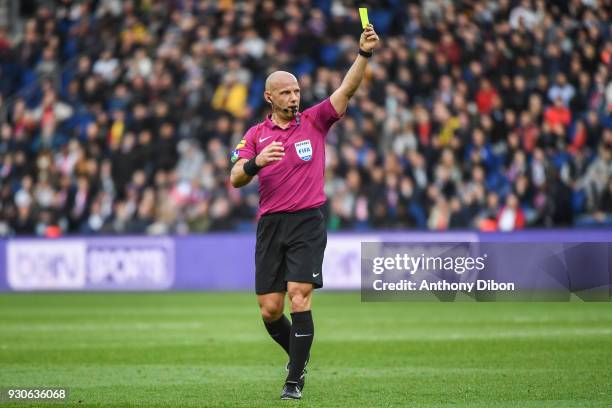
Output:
top-left (294, 140), bottom-right (312, 161)
top-left (259, 135), bottom-right (273, 143)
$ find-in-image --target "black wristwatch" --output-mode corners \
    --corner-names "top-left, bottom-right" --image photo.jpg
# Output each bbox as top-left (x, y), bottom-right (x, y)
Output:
top-left (359, 49), bottom-right (373, 58)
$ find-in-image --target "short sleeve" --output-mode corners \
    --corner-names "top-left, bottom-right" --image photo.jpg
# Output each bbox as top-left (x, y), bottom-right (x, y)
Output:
top-left (230, 125), bottom-right (258, 164)
top-left (307, 98), bottom-right (344, 132)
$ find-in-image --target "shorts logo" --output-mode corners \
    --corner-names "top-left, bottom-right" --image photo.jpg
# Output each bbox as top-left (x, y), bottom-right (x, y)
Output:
top-left (294, 140), bottom-right (312, 161)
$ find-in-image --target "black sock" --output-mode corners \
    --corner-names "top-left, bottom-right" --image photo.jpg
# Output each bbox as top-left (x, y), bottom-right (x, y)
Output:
top-left (263, 315), bottom-right (291, 356)
top-left (287, 310), bottom-right (314, 383)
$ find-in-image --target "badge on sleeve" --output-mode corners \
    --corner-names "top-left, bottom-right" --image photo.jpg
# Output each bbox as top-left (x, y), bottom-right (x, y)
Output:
top-left (230, 138), bottom-right (247, 163)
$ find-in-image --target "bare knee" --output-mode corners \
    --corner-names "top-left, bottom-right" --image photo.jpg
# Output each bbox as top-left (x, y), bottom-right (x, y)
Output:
top-left (258, 294), bottom-right (284, 322)
top-left (287, 285), bottom-right (312, 312)
top-left (261, 306), bottom-right (283, 322)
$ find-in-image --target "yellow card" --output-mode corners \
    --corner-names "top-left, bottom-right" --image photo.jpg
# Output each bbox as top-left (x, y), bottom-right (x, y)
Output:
top-left (359, 8), bottom-right (369, 29)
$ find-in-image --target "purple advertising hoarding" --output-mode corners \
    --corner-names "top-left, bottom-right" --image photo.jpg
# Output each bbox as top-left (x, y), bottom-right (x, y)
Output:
top-left (0, 230), bottom-right (610, 294)
top-left (0, 239), bottom-right (5, 292)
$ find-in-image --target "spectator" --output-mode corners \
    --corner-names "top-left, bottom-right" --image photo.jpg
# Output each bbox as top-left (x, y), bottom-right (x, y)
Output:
top-left (544, 97), bottom-right (571, 128)
top-left (0, 0), bottom-right (609, 236)
top-left (497, 194), bottom-right (526, 231)
top-left (547, 73), bottom-right (575, 107)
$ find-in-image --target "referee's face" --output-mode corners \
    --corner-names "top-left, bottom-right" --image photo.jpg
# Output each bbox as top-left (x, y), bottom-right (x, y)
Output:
top-left (267, 77), bottom-right (300, 119)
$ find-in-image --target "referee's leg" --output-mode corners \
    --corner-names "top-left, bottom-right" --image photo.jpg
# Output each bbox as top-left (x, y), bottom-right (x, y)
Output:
top-left (285, 282), bottom-right (314, 384)
top-left (258, 292), bottom-right (292, 357)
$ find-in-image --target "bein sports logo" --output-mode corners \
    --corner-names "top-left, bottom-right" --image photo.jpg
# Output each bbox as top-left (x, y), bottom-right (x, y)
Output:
top-left (7, 241), bottom-right (87, 290)
top-left (87, 247), bottom-right (172, 288)
top-left (7, 240), bottom-right (174, 291)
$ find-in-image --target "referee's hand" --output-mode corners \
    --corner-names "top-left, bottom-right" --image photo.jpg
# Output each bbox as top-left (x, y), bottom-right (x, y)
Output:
top-left (255, 142), bottom-right (285, 167)
top-left (360, 24), bottom-right (379, 53)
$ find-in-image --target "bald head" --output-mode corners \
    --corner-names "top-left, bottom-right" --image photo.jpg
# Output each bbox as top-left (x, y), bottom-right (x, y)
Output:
top-left (265, 71), bottom-right (298, 92)
top-left (264, 71), bottom-right (300, 123)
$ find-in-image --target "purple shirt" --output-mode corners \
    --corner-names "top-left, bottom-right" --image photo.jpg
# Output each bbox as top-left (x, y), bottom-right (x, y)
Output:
top-left (235, 98), bottom-right (343, 216)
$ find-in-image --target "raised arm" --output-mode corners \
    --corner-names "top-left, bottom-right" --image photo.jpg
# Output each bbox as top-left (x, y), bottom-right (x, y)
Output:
top-left (330, 24), bottom-right (380, 116)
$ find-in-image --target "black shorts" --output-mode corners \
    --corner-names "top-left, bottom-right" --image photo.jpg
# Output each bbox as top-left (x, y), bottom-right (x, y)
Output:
top-left (255, 207), bottom-right (327, 295)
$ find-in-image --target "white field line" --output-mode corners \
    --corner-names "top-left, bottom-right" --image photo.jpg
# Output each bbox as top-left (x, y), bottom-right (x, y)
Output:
top-left (0, 321), bottom-right (612, 341)
top-left (1, 332), bottom-right (611, 351)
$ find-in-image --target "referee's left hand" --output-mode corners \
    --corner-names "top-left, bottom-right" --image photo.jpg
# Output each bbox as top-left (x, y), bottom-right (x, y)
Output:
top-left (255, 141), bottom-right (285, 167)
top-left (360, 24), bottom-right (379, 53)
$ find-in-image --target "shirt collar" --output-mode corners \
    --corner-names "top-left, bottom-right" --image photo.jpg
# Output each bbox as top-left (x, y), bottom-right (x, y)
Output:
top-left (264, 113), bottom-right (301, 130)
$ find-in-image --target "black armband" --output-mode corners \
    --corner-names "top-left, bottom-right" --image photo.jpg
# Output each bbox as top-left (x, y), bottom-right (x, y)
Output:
top-left (243, 157), bottom-right (261, 176)
top-left (359, 49), bottom-right (373, 58)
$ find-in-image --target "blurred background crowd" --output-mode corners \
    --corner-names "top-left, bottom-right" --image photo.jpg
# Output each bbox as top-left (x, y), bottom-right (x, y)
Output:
top-left (0, 0), bottom-right (610, 236)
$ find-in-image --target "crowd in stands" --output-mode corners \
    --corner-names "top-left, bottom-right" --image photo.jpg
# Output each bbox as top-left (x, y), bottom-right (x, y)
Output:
top-left (0, 0), bottom-right (611, 236)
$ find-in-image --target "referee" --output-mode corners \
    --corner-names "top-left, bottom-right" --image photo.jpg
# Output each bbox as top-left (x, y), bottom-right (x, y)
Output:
top-left (230, 24), bottom-right (379, 400)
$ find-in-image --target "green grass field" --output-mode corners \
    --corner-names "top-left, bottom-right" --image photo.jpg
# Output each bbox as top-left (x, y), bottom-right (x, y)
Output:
top-left (0, 292), bottom-right (611, 407)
